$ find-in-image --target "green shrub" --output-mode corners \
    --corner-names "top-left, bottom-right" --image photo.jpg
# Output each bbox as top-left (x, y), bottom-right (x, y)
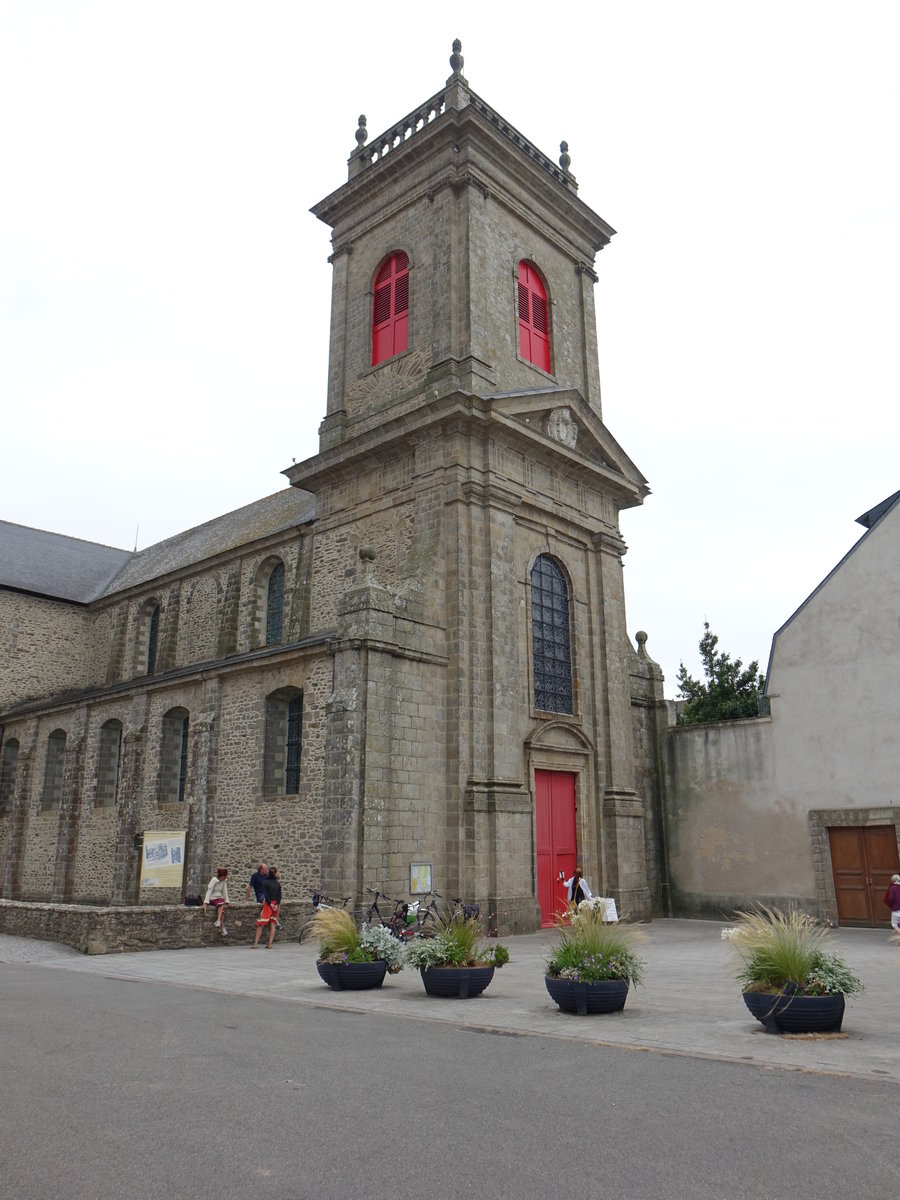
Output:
top-left (545, 906), bottom-right (645, 986)
top-left (404, 912), bottom-right (509, 970)
top-left (728, 905), bottom-right (863, 997)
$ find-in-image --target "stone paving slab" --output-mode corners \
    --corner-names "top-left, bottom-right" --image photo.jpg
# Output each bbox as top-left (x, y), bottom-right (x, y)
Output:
top-left (4, 919), bottom-right (898, 1083)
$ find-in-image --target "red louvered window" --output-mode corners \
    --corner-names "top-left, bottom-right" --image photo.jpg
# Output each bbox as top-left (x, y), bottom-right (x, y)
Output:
top-left (517, 261), bottom-right (551, 373)
top-left (372, 251), bottom-right (410, 366)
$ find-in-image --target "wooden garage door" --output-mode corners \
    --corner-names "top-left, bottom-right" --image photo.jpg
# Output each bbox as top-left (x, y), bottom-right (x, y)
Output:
top-left (829, 826), bottom-right (900, 926)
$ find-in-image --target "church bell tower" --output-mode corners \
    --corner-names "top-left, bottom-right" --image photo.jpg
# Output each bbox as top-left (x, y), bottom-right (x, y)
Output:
top-left (285, 41), bottom-right (655, 930)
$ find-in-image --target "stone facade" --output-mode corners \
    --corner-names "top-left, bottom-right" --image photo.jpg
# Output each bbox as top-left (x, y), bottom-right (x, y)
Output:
top-left (0, 43), bottom-right (666, 935)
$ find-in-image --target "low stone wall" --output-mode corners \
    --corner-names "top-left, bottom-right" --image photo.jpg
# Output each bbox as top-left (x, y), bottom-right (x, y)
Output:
top-left (0, 899), bottom-right (311, 953)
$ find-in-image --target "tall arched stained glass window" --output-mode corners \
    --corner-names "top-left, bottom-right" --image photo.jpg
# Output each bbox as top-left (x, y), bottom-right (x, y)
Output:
top-left (531, 555), bottom-right (573, 714)
top-left (266, 561), bottom-right (285, 646)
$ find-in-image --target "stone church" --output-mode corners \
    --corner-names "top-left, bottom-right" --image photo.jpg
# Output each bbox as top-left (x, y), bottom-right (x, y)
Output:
top-left (0, 42), bottom-right (669, 934)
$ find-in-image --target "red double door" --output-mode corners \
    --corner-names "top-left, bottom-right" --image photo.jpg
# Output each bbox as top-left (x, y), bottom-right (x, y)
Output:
top-left (535, 770), bottom-right (577, 927)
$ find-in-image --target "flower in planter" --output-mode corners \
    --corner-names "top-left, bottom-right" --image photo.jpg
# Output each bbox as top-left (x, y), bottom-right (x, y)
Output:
top-left (544, 905), bottom-right (645, 986)
top-left (403, 913), bottom-right (509, 971)
top-left (309, 906), bottom-right (404, 973)
top-left (727, 905), bottom-right (863, 997)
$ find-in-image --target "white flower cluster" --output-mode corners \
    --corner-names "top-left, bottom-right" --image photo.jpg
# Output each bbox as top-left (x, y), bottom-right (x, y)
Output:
top-left (720, 927), bottom-right (739, 940)
top-left (358, 924), bottom-right (405, 972)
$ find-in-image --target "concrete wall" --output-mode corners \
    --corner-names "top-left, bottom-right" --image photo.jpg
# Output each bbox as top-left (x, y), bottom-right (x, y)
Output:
top-left (661, 503), bottom-right (900, 920)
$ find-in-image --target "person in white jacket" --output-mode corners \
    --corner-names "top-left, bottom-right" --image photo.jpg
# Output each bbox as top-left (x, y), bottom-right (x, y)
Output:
top-left (203, 867), bottom-right (230, 935)
top-left (560, 867), bottom-right (593, 907)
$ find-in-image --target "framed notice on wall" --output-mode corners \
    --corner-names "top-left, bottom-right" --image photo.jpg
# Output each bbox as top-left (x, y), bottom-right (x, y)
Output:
top-left (410, 863), bottom-right (433, 895)
top-left (139, 831), bottom-right (186, 889)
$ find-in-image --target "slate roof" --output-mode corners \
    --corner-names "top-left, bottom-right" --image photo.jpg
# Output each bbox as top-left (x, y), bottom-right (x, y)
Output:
top-left (0, 487), bottom-right (316, 605)
top-left (98, 488), bottom-right (316, 597)
top-left (0, 521), bottom-right (134, 603)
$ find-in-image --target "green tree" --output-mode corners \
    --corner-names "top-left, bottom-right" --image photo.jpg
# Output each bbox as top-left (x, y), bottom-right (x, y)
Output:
top-left (676, 622), bottom-right (766, 726)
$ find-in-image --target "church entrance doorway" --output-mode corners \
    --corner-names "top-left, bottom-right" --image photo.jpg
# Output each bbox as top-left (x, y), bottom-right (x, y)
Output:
top-left (828, 825), bottom-right (900, 926)
top-left (535, 769), bottom-right (577, 927)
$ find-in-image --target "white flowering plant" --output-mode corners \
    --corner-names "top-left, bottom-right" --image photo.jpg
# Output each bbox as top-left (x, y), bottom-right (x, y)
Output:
top-left (309, 906), bottom-right (405, 973)
top-left (403, 913), bottom-right (509, 970)
top-left (727, 905), bottom-right (863, 997)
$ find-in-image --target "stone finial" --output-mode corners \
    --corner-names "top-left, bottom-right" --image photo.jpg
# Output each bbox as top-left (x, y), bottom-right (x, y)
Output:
top-left (355, 115), bottom-right (368, 149)
top-left (449, 38), bottom-right (464, 75)
top-left (635, 630), bottom-right (649, 658)
top-left (559, 141), bottom-right (571, 173)
top-left (359, 545), bottom-right (376, 583)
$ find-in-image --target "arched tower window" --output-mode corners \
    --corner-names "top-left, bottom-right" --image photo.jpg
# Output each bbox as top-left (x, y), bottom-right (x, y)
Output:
top-left (266, 561), bottom-right (285, 646)
top-left (264, 687), bottom-right (303, 797)
top-left (530, 555), bottom-right (573, 714)
top-left (96, 719), bottom-right (123, 808)
top-left (517, 261), bottom-right (551, 373)
top-left (41, 729), bottom-right (67, 811)
top-left (147, 604), bottom-right (160, 675)
top-left (0, 738), bottom-right (19, 814)
top-left (159, 707), bottom-right (189, 805)
top-left (372, 251), bottom-right (409, 366)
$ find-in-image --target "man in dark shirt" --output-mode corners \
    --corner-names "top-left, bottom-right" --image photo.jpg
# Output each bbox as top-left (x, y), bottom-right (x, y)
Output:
top-left (245, 862), bottom-right (268, 904)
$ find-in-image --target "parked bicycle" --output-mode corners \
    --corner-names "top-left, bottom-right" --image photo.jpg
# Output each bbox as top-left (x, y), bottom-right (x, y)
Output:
top-left (362, 888), bottom-right (408, 938)
top-left (298, 889), bottom-right (351, 944)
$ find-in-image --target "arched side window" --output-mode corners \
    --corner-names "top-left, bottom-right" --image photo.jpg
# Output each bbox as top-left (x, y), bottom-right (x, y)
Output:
top-left (147, 606), bottom-right (160, 674)
top-left (159, 707), bottom-right (189, 805)
top-left (263, 687), bottom-right (303, 797)
top-left (517, 261), bottom-right (551, 373)
top-left (96, 719), bottom-right (123, 808)
top-left (266, 561), bottom-right (285, 646)
top-left (0, 738), bottom-right (19, 814)
top-left (530, 555), bottom-right (573, 714)
top-left (41, 729), bottom-right (67, 811)
top-left (372, 251), bottom-right (409, 366)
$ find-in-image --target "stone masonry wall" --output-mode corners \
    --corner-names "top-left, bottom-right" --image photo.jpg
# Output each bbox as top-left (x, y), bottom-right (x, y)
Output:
top-left (0, 591), bottom-right (91, 709)
top-left (0, 898), bottom-right (311, 952)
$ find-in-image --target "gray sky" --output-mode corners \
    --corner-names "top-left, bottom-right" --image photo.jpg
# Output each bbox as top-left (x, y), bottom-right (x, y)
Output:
top-left (2, 1), bottom-right (898, 693)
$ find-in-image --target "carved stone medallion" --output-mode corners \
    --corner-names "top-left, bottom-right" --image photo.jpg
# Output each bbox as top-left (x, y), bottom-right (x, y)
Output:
top-left (544, 406), bottom-right (578, 449)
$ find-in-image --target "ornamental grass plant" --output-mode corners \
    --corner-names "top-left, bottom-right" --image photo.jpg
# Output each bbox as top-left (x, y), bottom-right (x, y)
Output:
top-left (309, 906), bottom-right (404, 973)
top-left (403, 912), bottom-right (509, 970)
top-left (544, 904), bottom-right (645, 986)
top-left (727, 905), bottom-right (863, 997)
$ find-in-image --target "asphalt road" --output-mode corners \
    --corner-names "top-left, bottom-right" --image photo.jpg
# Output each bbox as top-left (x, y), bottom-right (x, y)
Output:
top-left (2, 964), bottom-right (895, 1200)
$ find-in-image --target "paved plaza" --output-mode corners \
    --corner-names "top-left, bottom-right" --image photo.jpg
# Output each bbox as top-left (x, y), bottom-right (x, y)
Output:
top-left (3, 918), bottom-right (897, 1083)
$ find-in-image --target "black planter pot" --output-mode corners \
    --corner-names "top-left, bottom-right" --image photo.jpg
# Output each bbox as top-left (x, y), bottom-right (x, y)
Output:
top-left (742, 989), bottom-right (845, 1033)
top-left (420, 965), bottom-right (495, 998)
top-left (316, 959), bottom-right (388, 991)
top-left (545, 976), bottom-right (630, 1015)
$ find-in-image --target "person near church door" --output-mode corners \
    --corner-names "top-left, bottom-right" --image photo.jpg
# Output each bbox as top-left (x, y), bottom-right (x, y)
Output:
top-left (253, 866), bottom-right (282, 948)
top-left (886, 874), bottom-right (900, 932)
top-left (560, 866), bottom-right (593, 907)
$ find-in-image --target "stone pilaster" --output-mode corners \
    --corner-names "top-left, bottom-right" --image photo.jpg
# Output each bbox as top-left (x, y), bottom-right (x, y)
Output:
top-left (52, 713), bottom-right (87, 901)
top-left (2, 722), bottom-right (36, 899)
top-left (602, 789), bottom-right (651, 921)
top-left (111, 714), bottom-right (147, 905)
top-left (185, 694), bottom-right (219, 897)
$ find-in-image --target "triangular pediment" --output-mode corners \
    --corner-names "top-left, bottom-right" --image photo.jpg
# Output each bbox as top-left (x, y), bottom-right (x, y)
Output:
top-left (489, 388), bottom-right (649, 499)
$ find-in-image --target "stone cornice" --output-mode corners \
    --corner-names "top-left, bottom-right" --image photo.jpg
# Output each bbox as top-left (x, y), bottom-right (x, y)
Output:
top-left (0, 634), bottom-right (335, 725)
